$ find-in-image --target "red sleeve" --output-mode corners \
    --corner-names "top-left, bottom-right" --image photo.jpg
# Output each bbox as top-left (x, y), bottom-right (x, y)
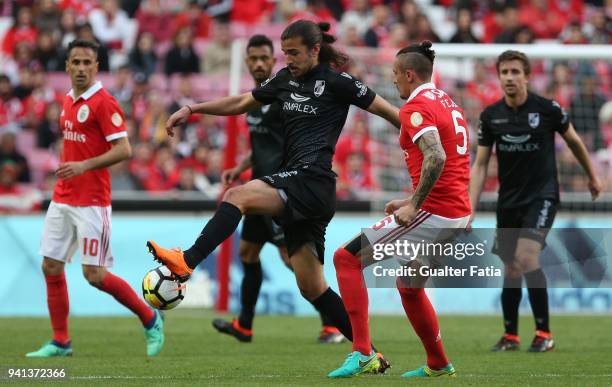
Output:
top-left (97, 95), bottom-right (127, 142)
top-left (2, 29), bottom-right (15, 56)
top-left (399, 100), bottom-right (437, 144)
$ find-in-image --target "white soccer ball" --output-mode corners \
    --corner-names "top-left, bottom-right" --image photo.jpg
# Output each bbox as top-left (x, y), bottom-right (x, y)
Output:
top-left (142, 265), bottom-right (186, 310)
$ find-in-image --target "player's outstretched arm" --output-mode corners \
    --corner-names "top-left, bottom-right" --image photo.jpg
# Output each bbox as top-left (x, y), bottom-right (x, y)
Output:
top-left (561, 123), bottom-right (603, 200)
top-left (165, 92), bottom-right (262, 137)
top-left (366, 95), bottom-right (401, 129)
top-left (56, 137), bottom-right (131, 180)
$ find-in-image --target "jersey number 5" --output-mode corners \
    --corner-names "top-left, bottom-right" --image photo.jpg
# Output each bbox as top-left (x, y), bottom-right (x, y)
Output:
top-left (452, 110), bottom-right (467, 155)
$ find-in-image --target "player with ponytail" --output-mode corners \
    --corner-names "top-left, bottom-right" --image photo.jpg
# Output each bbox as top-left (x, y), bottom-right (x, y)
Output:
top-left (156, 19), bottom-right (402, 374)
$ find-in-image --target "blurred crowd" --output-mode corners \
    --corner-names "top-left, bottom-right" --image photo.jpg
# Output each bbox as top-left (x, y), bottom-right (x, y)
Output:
top-left (0, 0), bottom-right (610, 211)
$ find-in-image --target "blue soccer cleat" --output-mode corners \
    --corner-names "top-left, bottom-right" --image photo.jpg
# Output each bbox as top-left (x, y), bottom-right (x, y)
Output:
top-left (26, 341), bottom-right (73, 357)
top-left (144, 310), bottom-right (165, 356)
top-left (401, 363), bottom-right (456, 378)
top-left (328, 351), bottom-right (380, 378)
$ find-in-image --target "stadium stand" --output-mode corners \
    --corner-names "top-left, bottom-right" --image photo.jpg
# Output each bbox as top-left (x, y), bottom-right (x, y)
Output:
top-left (0, 0), bottom-right (610, 213)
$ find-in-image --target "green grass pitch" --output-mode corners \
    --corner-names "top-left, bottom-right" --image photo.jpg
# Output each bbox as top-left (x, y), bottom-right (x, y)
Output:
top-left (2, 311), bottom-right (611, 386)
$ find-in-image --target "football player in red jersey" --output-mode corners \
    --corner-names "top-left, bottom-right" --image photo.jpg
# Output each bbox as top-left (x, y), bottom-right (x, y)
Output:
top-left (329, 41), bottom-right (471, 378)
top-left (26, 39), bottom-right (164, 358)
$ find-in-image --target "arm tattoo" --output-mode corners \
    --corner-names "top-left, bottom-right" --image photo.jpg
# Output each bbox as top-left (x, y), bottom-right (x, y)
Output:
top-left (411, 130), bottom-right (446, 209)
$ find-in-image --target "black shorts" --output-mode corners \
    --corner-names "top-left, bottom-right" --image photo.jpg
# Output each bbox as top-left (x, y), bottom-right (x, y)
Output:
top-left (258, 166), bottom-right (336, 263)
top-left (242, 214), bottom-right (286, 247)
top-left (493, 199), bottom-right (558, 262)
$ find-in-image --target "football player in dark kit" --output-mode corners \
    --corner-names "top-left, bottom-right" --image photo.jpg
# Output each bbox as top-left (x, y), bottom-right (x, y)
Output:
top-left (212, 34), bottom-right (345, 344)
top-left (148, 20), bottom-right (400, 370)
top-left (469, 50), bottom-right (602, 353)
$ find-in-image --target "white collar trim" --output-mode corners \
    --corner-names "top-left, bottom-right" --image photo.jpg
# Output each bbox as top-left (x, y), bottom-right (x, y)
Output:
top-left (406, 82), bottom-right (436, 103)
top-left (67, 81), bottom-right (103, 101)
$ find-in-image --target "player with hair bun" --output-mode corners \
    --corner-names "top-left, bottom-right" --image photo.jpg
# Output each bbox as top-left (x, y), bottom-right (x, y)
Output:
top-left (329, 40), bottom-right (471, 378)
top-left (149, 19), bottom-right (401, 371)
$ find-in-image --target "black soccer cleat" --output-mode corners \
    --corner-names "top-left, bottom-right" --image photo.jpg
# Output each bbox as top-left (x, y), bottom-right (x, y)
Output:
top-left (528, 331), bottom-right (555, 353)
top-left (376, 352), bottom-right (392, 374)
top-left (212, 319), bottom-right (253, 343)
top-left (491, 334), bottom-right (520, 352)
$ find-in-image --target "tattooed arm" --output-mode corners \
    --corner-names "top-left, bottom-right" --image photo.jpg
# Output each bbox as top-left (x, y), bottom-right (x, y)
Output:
top-left (411, 130), bottom-right (446, 208)
top-left (393, 130), bottom-right (446, 226)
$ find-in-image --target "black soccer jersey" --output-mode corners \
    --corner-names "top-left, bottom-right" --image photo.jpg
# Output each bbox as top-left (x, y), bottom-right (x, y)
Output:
top-left (247, 102), bottom-right (284, 178)
top-left (251, 64), bottom-right (376, 173)
top-left (478, 92), bottom-right (569, 209)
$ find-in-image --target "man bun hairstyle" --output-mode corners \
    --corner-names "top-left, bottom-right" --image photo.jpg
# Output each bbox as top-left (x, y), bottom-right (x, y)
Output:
top-left (281, 19), bottom-right (349, 68)
top-left (395, 40), bottom-right (435, 80)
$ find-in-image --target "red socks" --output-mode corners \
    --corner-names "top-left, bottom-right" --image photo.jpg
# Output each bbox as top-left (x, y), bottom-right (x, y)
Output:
top-left (333, 248), bottom-right (371, 355)
top-left (398, 285), bottom-right (449, 370)
top-left (99, 272), bottom-right (155, 326)
top-left (45, 273), bottom-right (70, 345)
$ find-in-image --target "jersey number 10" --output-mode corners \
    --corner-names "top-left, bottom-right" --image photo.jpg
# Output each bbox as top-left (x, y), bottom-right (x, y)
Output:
top-left (83, 237), bottom-right (99, 257)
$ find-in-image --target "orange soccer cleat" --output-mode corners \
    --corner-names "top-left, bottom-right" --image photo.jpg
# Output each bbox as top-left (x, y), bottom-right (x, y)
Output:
top-left (146, 241), bottom-right (193, 282)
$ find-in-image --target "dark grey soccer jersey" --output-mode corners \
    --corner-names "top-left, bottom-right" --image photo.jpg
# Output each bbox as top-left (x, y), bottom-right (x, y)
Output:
top-left (251, 64), bottom-right (376, 173)
top-left (247, 102), bottom-right (284, 179)
top-left (478, 92), bottom-right (569, 209)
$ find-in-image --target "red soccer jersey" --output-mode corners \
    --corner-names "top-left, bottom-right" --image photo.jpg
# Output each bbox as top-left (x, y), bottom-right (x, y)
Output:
top-left (53, 82), bottom-right (127, 206)
top-left (399, 83), bottom-right (471, 218)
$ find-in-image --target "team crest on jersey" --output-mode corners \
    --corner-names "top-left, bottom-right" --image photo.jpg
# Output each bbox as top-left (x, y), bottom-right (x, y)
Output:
top-left (111, 112), bottom-right (123, 127)
top-left (77, 104), bottom-right (90, 123)
top-left (355, 81), bottom-right (368, 97)
top-left (314, 80), bottom-right (326, 97)
top-left (410, 112), bottom-right (423, 127)
top-left (528, 113), bottom-right (540, 128)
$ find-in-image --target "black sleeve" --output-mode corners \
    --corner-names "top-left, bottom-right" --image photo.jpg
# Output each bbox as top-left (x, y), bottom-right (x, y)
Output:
top-left (188, 50), bottom-right (200, 74)
top-left (364, 29), bottom-right (379, 47)
top-left (331, 72), bottom-right (376, 110)
top-left (251, 70), bottom-right (284, 105)
top-left (477, 109), bottom-right (494, 146)
top-left (164, 49), bottom-right (175, 75)
top-left (551, 99), bottom-right (570, 134)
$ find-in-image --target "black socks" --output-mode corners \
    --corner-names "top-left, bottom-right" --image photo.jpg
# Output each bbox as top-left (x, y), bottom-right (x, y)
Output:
top-left (184, 202), bottom-right (242, 269)
top-left (501, 276), bottom-right (522, 335)
top-left (311, 287), bottom-right (354, 342)
top-left (238, 261), bottom-right (263, 330)
top-left (525, 268), bottom-right (550, 332)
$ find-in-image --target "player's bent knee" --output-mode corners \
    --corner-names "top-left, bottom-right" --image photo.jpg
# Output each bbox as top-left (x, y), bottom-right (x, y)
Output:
top-left (82, 266), bottom-right (106, 288)
top-left (297, 285), bottom-right (322, 301)
top-left (222, 186), bottom-right (246, 208)
top-left (295, 276), bottom-right (326, 301)
top-left (42, 257), bottom-right (64, 275)
top-left (504, 262), bottom-right (523, 278)
top-left (239, 249), bottom-right (260, 264)
top-left (514, 252), bottom-right (540, 273)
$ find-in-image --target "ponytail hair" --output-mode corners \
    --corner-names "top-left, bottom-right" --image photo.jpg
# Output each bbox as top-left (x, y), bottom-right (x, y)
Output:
top-left (281, 20), bottom-right (349, 68)
top-left (395, 40), bottom-right (435, 80)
